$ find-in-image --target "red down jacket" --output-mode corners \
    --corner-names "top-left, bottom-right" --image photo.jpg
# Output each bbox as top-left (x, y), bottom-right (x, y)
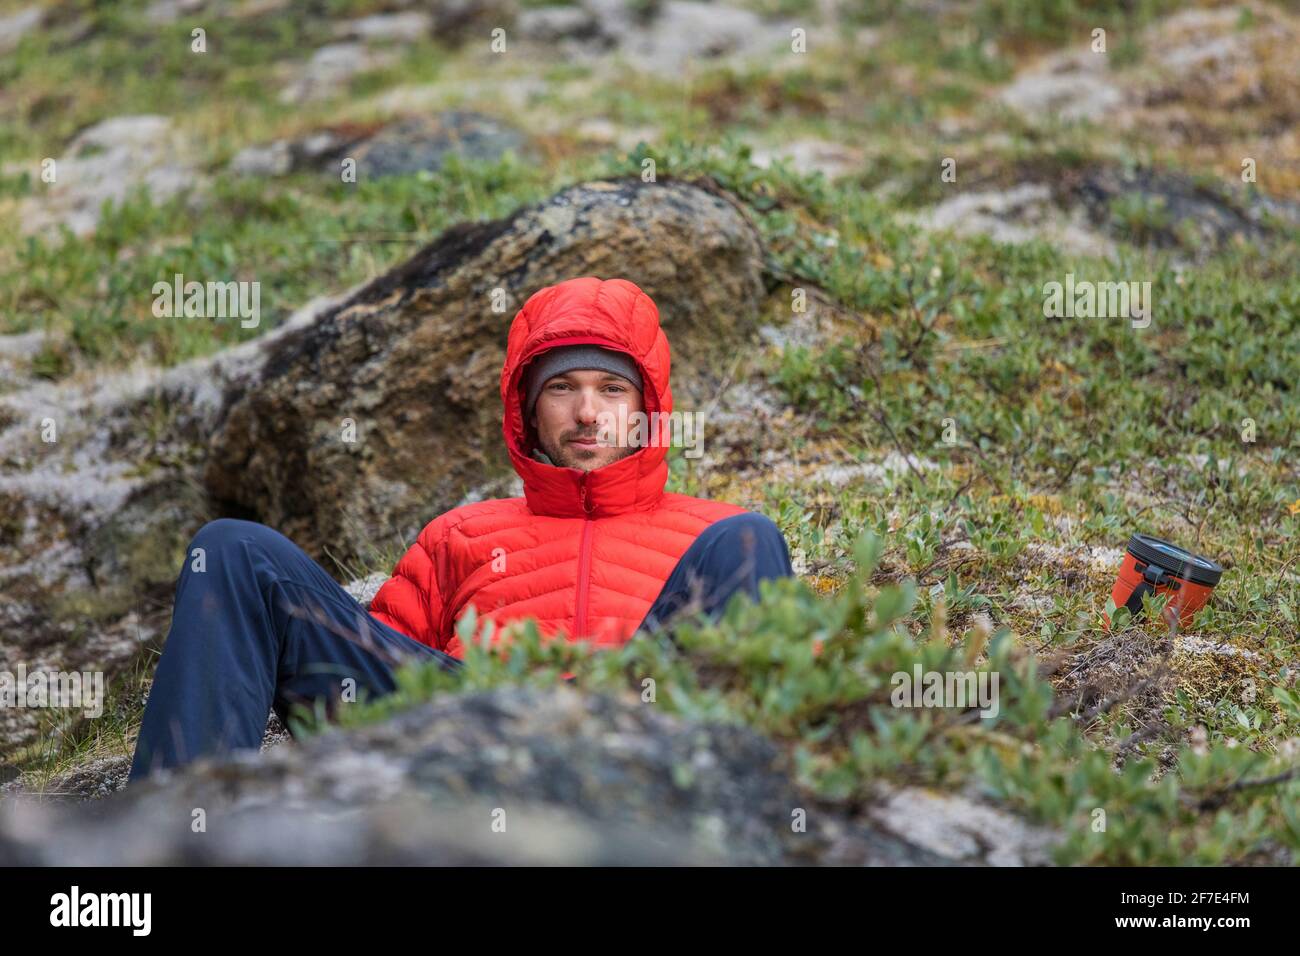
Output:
top-left (367, 276), bottom-right (745, 658)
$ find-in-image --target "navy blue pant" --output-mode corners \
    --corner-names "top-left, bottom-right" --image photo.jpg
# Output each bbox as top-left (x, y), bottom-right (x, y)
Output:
top-left (128, 512), bottom-right (793, 782)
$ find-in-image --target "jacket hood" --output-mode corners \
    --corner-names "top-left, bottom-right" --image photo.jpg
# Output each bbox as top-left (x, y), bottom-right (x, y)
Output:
top-left (500, 277), bottom-right (672, 518)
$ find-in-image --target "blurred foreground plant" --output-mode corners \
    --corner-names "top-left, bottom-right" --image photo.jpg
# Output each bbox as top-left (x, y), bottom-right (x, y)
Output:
top-left (307, 532), bottom-right (1298, 865)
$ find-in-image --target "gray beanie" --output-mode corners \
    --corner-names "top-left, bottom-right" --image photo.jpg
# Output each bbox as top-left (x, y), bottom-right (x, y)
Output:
top-left (524, 345), bottom-right (643, 417)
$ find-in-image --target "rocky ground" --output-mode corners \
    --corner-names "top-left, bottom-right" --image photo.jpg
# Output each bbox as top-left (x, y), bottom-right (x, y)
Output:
top-left (0, 686), bottom-right (1060, 864)
top-left (0, 0), bottom-right (1296, 864)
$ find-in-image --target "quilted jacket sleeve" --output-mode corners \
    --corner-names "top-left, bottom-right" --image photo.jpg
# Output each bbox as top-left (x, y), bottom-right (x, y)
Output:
top-left (368, 518), bottom-right (447, 651)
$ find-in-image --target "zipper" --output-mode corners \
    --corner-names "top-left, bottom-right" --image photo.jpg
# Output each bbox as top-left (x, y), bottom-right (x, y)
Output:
top-left (574, 474), bottom-right (595, 638)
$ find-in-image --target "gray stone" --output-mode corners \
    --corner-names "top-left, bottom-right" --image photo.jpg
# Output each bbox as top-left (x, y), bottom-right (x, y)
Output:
top-left (0, 6), bottom-right (42, 54)
top-left (229, 141), bottom-right (294, 178)
top-left (998, 50), bottom-right (1124, 123)
top-left (871, 787), bottom-right (1059, 866)
top-left (342, 571), bottom-right (388, 608)
top-left (228, 129), bottom-right (353, 177)
top-left (227, 114), bottom-right (527, 180)
top-left (279, 43), bottom-right (399, 105)
top-left (367, 76), bottom-right (548, 114)
top-left (0, 330), bottom-right (49, 389)
top-left (908, 184), bottom-right (1116, 260)
top-left (749, 139), bottom-right (864, 180)
top-left (909, 163), bottom-right (1298, 261)
top-left (573, 117), bottom-right (660, 150)
top-left (1072, 164), bottom-right (1292, 250)
top-left (143, 0), bottom-right (209, 25)
top-left (0, 687), bottom-right (1035, 864)
top-left (351, 112), bottom-right (528, 179)
top-left (518, 5), bottom-right (607, 44)
top-left (515, 0), bottom-right (790, 71)
top-left (12, 114), bottom-right (202, 239)
top-left (333, 12), bottom-right (433, 43)
top-left (604, 0), bottom-right (783, 72)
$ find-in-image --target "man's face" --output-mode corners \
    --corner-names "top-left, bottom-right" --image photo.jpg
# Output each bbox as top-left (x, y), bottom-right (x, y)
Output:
top-left (530, 368), bottom-right (645, 471)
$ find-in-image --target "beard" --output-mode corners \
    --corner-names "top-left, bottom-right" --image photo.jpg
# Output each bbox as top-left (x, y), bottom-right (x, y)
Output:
top-left (539, 426), bottom-right (640, 471)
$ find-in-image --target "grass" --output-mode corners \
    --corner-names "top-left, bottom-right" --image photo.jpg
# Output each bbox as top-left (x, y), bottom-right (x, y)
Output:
top-left (2, 0), bottom-right (1297, 863)
top-left (4, 155), bottom-right (555, 366)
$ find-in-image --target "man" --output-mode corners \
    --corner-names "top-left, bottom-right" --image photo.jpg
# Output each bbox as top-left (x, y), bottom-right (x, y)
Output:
top-left (128, 276), bottom-right (794, 781)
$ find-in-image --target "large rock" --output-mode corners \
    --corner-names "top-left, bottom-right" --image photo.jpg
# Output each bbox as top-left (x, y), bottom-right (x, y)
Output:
top-left (0, 686), bottom-right (1056, 864)
top-left (202, 176), bottom-right (767, 559)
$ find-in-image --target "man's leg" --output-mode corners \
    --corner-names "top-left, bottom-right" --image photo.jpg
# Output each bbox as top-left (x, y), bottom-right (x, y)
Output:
top-left (639, 512), bottom-right (794, 634)
top-left (128, 518), bottom-right (459, 783)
